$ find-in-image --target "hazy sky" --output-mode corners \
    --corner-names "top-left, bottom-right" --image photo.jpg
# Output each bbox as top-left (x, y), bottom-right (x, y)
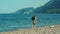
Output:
top-left (0, 0), bottom-right (50, 13)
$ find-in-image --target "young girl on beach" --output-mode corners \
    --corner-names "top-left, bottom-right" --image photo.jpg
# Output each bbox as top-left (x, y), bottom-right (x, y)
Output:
top-left (32, 15), bottom-right (36, 27)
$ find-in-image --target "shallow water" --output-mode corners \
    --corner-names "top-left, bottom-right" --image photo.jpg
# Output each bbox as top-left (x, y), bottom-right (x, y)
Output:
top-left (0, 14), bottom-right (60, 31)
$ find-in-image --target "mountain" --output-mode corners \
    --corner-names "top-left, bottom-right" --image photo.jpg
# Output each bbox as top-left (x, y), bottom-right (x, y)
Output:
top-left (15, 7), bottom-right (34, 14)
top-left (35, 0), bottom-right (60, 14)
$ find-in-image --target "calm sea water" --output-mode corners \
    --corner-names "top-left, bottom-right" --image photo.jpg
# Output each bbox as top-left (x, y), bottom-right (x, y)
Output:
top-left (0, 14), bottom-right (60, 31)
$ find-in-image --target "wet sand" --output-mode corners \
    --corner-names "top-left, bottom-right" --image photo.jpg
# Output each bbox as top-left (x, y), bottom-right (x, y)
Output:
top-left (0, 25), bottom-right (60, 34)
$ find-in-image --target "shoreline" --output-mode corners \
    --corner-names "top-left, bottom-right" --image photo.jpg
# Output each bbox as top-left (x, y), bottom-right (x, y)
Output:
top-left (0, 24), bottom-right (57, 32)
top-left (0, 24), bottom-right (60, 34)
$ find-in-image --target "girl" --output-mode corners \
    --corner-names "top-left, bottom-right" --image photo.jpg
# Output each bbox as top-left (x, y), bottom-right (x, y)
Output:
top-left (32, 15), bottom-right (36, 27)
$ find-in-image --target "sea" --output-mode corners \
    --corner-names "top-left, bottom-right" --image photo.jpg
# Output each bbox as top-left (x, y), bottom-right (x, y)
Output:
top-left (0, 14), bottom-right (60, 32)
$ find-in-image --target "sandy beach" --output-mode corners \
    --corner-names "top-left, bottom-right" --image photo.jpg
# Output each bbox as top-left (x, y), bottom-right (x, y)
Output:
top-left (0, 24), bottom-right (60, 34)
